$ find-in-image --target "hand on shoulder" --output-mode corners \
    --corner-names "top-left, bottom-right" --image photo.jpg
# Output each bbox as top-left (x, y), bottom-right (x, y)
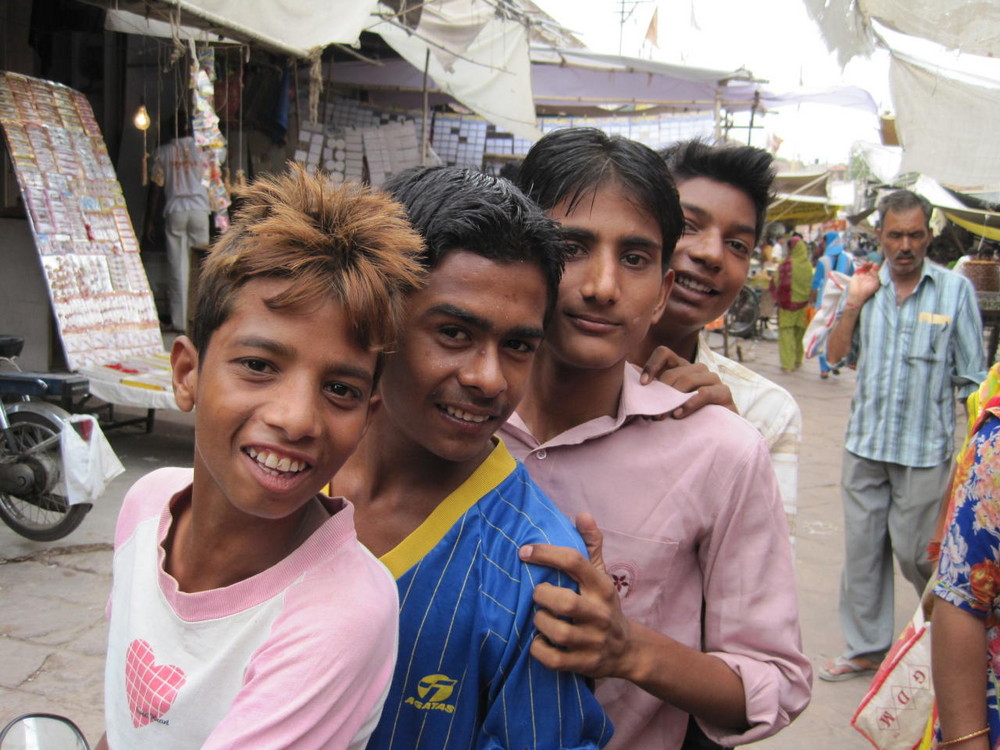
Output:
top-left (638, 346), bottom-right (738, 419)
top-left (518, 513), bottom-right (636, 680)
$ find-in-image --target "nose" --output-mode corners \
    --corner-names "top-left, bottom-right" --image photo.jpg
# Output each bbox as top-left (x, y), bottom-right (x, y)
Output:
top-left (262, 375), bottom-right (322, 442)
top-left (579, 249), bottom-right (620, 305)
top-left (686, 229), bottom-right (724, 271)
top-left (457, 346), bottom-right (507, 399)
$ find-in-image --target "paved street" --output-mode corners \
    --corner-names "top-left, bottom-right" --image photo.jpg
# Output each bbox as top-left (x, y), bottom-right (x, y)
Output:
top-left (0, 333), bottom-right (944, 747)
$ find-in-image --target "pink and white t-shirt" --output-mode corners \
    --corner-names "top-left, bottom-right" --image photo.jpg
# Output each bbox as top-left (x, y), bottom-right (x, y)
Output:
top-left (104, 467), bottom-right (399, 750)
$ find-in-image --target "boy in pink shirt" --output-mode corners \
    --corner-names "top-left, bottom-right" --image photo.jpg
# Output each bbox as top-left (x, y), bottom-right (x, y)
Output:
top-left (99, 166), bottom-right (425, 749)
top-left (503, 128), bottom-right (811, 750)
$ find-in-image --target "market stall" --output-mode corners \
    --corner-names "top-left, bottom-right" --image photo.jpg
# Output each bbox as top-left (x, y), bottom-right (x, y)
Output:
top-left (0, 71), bottom-right (177, 427)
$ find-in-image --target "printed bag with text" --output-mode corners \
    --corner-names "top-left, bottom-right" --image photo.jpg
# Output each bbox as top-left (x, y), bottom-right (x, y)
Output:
top-left (803, 269), bottom-right (851, 359)
top-left (851, 607), bottom-right (937, 750)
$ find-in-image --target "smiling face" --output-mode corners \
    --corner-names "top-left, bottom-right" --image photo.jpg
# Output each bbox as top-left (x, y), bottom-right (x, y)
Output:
top-left (545, 181), bottom-right (670, 373)
top-left (172, 277), bottom-right (377, 522)
top-left (652, 177), bottom-right (756, 348)
top-left (878, 207), bottom-right (931, 284)
top-left (376, 249), bottom-right (547, 468)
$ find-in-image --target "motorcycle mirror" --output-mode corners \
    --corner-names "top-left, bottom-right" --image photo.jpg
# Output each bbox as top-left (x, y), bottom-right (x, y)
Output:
top-left (0, 714), bottom-right (90, 750)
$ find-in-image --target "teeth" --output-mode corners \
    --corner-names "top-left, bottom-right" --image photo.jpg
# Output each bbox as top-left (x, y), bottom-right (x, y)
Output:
top-left (444, 406), bottom-right (489, 423)
top-left (678, 276), bottom-right (714, 294)
top-left (246, 447), bottom-right (305, 474)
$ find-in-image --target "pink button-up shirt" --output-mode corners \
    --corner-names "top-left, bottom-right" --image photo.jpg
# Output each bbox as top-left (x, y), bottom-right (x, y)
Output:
top-left (500, 365), bottom-right (812, 750)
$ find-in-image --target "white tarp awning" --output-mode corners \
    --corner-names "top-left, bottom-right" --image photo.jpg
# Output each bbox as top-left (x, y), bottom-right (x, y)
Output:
top-left (152, 0), bottom-right (380, 56)
top-left (914, 175), bottom-right (1000, 242)
top-left (329, 45), bottom-right (771, 116)
top-left (891, 48), bottom-right (1000, 188)
top-left (527, 47), bottom-right (755, 110)
top-left (802, 0), bottom-right (1000, 66)
top-left (106, 8), bottom-right (239, 43)
top-left (802, 0), bottom-right (1000, 188)
top-left (368, 6), bottom-right (541, 141)
top-left (862, 0), bottom-right (1000, 58)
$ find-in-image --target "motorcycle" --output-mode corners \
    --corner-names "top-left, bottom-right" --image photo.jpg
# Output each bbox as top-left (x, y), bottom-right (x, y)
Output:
top-left (0, 335), bottom-right (95, 541)
top-left (0, 714), bottom-right (90, 749)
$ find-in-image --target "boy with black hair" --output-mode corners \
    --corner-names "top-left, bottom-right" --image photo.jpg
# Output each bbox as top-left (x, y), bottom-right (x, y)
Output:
top-left (330, 165), bottom-right (612, 750)
top-left (100, 166), bottom-right (424, 749)
top-left (630, 139), bottom-right (802, 543)
top-left (505, 127), bottom-right (811, 750)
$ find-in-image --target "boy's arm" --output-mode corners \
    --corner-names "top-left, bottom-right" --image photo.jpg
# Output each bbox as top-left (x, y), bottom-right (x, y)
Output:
top-left (521, 454), bottom-right (810, 746)
top-left (478, 544), bottom-right (615, 750)
top-left (201, 569), bottom-right (399, 750)
top-left (521, 515), bottom-right (748, 731)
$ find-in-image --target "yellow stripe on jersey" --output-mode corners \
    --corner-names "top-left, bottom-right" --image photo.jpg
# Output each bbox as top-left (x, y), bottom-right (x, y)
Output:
top-left (379, 438), bottom-right (517, 579)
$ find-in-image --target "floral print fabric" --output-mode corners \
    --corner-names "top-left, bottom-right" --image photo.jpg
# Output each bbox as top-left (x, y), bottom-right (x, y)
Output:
top-left (934, 401), bottom-right (1000, 749)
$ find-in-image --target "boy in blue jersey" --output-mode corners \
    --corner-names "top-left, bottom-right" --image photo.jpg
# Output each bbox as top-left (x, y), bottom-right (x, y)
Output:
top-left (330, 166), bottom-right (612, 749)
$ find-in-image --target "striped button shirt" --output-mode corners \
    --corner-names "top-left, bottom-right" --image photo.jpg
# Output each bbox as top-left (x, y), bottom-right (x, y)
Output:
top-left (844, 260), bottom-right (986, 467)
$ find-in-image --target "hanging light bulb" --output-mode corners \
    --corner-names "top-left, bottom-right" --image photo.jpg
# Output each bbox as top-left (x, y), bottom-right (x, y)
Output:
top-left (133, 104), bottom-right (151, 131)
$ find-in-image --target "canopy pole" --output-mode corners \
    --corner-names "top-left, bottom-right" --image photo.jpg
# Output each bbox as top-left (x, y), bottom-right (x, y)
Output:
top-left (713, 86), bottom-right (722, 143)
top-left (421, 48), bottom-right (430, 166)
top-left (746, 91), bottom-right (759, 145)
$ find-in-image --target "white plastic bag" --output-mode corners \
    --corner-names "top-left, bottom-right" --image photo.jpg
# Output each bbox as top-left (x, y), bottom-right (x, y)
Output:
top-left (58, 415), bottom-right (125, 505)
top-left (803, 270), bottom-right (852, 359)
top-left (851, 606), bottom-right (936, 749)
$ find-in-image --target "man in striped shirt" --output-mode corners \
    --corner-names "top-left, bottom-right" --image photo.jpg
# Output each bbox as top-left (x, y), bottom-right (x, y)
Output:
top-left (820, 189), bottom-right (987, 681)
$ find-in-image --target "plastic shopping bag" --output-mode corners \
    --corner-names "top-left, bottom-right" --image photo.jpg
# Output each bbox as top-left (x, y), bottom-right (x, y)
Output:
top-left (803, 270), bottom-right (851, 359)
top-left (59, 415), bottom-right (125, 505)
top-left (851, 606), bottom-right (937, 750)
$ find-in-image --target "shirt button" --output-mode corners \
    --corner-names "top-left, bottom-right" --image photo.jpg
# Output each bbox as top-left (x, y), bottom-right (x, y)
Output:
top-left (536, 450), bottom-right (547, 460)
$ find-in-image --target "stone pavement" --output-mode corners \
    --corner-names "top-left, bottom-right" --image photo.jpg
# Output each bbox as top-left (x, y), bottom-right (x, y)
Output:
top-left (0, 333), bottom-right (950, 747)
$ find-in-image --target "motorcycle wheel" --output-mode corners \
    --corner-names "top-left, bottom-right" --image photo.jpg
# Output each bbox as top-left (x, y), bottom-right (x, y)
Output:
top-left (0, 410), bottom-right (89, 542)
top-left (725, 286), bottom-right (760, 339)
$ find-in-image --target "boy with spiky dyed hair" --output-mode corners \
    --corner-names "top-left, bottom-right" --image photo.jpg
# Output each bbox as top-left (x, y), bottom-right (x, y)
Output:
top-left (100, 166), bottom-right (424, 750)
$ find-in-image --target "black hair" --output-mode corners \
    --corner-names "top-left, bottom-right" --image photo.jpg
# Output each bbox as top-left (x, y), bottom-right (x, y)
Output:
top-left (516, 127), bottom-right (682, 269)
top-left (659, 139), bottom-right (775, 244)
top-left (383, 165), bottom-right (565, 323)
top-left (876, 189), bottom-right (932, 228)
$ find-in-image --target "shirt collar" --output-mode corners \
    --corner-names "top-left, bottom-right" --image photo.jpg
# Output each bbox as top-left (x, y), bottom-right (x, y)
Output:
top-left (620, 364), bottom-right (693, 420)
top-left (507, 365), bottom-right (692, 447)
top-left (878, 258), bottom-right (934, 288)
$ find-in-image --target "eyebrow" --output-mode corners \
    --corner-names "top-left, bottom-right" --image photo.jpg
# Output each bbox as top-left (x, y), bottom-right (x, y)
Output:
top-left (681, 202), bottom-right (756, 238)
top-left (426, 303), bottom-right (544, 341)
top-left (561, 225), bottom-right (661, 251)
top-left (234, 336), bottom-right (373, 383)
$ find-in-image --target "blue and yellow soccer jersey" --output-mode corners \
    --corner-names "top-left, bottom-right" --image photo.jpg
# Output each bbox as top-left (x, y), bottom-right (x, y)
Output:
top-left (368, 440), bottom-right (613, 750)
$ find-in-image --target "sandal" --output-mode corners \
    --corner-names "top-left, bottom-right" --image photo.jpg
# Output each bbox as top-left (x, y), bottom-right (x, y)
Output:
top-left (818, 656), bottom-right (879, 682)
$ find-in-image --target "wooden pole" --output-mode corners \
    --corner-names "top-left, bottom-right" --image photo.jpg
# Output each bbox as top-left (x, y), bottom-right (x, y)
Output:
top-left (421, 49), bottom-right (430, 166)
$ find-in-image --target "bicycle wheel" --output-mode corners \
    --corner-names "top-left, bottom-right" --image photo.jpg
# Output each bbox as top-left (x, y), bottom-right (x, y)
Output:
top-left (726, 286), bottom-right (760, 338)
top-left (0, 409), bottom-right (89, 541)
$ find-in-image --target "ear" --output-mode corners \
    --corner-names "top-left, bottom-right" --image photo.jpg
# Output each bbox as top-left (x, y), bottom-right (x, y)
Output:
top-left (649, 268), bottom-right (675, 325)
top-left (170, 336), bottom-right (199, 413)
top-left (358, 393), bottom-right (382, 441)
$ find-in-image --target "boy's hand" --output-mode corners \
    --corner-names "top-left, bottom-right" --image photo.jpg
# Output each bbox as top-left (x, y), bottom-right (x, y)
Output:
top-left (639, 346), bottom-right (738, 418)
top-left (519, 514), bottom-right (635, 680)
